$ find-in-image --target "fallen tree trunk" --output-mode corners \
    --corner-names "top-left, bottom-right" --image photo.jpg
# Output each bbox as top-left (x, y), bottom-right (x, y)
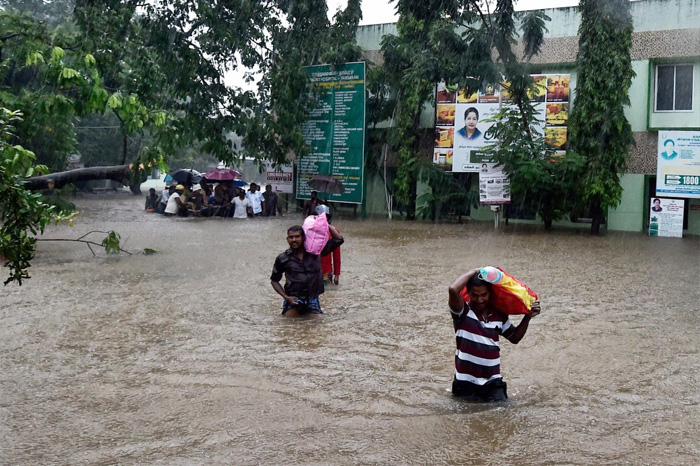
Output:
top-left (23, 165), bottom-right (131, 191)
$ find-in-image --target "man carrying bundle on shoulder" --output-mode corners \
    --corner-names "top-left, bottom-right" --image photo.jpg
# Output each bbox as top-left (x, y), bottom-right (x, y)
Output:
top-left (448, 268), bottom-right (541, 402)
top-left (270, 220), bottom-right (343, 317)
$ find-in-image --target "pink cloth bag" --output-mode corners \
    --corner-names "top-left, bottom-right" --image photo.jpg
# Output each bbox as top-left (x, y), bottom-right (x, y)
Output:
top-left (302, 212), bottom-right (330, 255)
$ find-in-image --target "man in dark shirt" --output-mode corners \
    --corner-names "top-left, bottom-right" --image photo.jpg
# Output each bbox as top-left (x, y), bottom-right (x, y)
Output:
top-left (262, 184), bottom-right (283, 216)
top-left (270, 224), bottom-right (344, 317)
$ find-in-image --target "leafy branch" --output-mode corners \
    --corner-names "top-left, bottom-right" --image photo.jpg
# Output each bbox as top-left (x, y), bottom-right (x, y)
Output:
top-left (36, 230), bottom-right (133, 256)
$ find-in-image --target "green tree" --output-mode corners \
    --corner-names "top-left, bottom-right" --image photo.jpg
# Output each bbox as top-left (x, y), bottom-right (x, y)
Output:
top-left (0, 109), bottom-right (53, 285)
top-left (1, 0), bottom-right (365, 284)
top-left (482, 1), bottom-right (583, 230)
top-left (375, 0), bottom-right (551, 220)
top-left (486, 102), bottom-right (583, 230)
top-left (0, 6), bottom-right (163, 174)
top-left (568, 0), bottom-right (635, 234)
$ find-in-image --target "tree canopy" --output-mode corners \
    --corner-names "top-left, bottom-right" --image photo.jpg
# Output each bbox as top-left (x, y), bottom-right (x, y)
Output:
top-left (373, 0), bottom-right (552, 220)
top-left (0, 0), bottom-right (364, 285)
top-left (568, 0), bottom-right (635, 234)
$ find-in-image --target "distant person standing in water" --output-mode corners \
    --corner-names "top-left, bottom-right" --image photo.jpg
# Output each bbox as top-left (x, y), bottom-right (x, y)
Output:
top-left (262, 184), bottom-right (283, 217)
top-left (145, 188), bottom-right (159, 211)
top-left (448, 268), bottom-right (541, 402)
top-left (303, 191), bottom-right (321, 217)
top-left (270, 224), bottom-right (343, 317)
top-left (317, 205), bottom-right (341, 286)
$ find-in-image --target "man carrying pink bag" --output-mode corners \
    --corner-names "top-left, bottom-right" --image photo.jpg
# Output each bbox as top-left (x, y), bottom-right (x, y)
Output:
top-left (270, 213), bottom-right (344, 317)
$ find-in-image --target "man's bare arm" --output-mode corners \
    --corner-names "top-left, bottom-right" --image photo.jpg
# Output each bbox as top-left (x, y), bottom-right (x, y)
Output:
top-left (508, 301), bottom-right (541, 344)
top-left (448, 268), bottom-right (480, 312)
top-left (271, 280), bottom-right (297, 305)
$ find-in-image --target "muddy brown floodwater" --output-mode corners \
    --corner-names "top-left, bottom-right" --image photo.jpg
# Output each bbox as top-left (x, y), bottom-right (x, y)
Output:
top-left (1, 192), bottom-right (699, 465)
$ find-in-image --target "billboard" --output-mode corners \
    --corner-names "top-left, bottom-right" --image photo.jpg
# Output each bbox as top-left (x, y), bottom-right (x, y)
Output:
top-left (263, 161), bottom-right (293, 194)
top-left (434, 74), bottom-right (570, 174)
top-left (649, 197), bottom-right (685, 237)
top-left (656, 131), bottom-right (700, 199)
top-left (297, 62), bottom-right (366, 204)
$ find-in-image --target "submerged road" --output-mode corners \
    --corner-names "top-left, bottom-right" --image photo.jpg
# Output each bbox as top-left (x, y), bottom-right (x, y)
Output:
top-left (1, 192), bottom-right (699, 464)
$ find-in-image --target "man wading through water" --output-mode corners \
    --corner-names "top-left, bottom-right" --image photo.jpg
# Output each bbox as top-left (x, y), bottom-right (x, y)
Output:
top-left (270, 225), bottom-right (343, 317)
top-left (448, 269), bottom-right (541, 401)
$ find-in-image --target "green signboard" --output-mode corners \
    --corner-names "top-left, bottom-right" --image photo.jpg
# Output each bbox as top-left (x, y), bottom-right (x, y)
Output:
top-left (297, 62), bottom-right (366, 204)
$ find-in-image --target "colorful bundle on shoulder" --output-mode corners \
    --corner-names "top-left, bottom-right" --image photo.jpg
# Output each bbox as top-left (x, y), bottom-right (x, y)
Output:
top-left (461, 266), bottom-right (538, 315)
top-left (302, 212), bottom-right (329, 255)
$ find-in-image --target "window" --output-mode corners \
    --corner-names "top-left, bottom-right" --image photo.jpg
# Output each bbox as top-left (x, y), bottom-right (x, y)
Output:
top-left (655, 64), bottom-right (694, 112)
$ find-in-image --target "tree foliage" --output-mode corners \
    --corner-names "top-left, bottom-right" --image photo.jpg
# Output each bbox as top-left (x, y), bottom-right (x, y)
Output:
top-left (486, 103), bottom-right (583, 230)
top-left (374, 0), bottom-right (551, 220)
top-left (1, 0), bottom-right (365, 284)
top-left (0, 109), bottom-right (53, 285)
top-left (568, 0), bottom-right (635, 234)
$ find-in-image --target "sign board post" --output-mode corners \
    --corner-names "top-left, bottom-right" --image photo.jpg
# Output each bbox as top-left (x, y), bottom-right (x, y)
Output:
top-left (298, 62), bottom-right (366, 204)
top-left (656, 131), bottom-right (700, 199)
top-left (649, 198), bottom-right (684, 237)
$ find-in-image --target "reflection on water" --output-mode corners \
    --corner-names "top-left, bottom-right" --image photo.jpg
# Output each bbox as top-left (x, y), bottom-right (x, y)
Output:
top-left (1, 193), bottom-right (699, 464)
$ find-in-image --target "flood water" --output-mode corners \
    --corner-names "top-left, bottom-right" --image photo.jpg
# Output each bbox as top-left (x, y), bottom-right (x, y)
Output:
top-left (1, 192), bottom-right (699, 464)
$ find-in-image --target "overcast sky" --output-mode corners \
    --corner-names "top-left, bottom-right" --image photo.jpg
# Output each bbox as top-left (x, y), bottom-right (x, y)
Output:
top-left (326, 0), bottom-right (581, 25)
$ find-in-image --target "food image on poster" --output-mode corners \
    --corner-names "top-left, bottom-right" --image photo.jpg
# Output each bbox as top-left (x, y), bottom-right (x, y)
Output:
top-left (478, 83), bottom-right (500, 103)
top-left (435, 127), bottom-right (454, 148)
top-left (529, 75), bottom-right (547, 102)
top-left (433, 149), bottom-right (454, 168)
top-left (545, 127), bottom-right (568, 150)
top-left (457, 85), bottom-right (478, 103)
top-left (436, 104), bottom-right (456, 126)
top-left (437, 82), bottom-right (457, 103)
top-left (546, 103), bottom-right (569, 126)
top-left (546, 75), bottom-right (570, 102)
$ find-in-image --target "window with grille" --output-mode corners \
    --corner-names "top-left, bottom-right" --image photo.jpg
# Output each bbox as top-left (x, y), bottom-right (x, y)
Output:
top-left (655, 64), bottom-right (694, 112)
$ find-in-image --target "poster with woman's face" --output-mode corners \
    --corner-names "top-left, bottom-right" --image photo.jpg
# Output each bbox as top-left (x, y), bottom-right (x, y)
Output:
top-left (434, 75), bottom-right (570, 172)
top-left (451, 103), bottom-right (500, 172)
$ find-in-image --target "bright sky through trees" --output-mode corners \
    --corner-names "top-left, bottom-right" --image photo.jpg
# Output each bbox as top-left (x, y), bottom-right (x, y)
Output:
top-left (326, 0), bottom-right (582, 25)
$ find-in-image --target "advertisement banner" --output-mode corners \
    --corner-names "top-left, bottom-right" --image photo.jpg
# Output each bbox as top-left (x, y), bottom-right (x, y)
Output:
top-left (434, 74), bottom-right (570, 174)
top-left (656, 131), bottom-right (700, 199)
top-left (649, 197), bottom-right (684, 237)
top-left (297, 62), bottom-right (366, 204)
top-left (263, 161), bottom-right (293, 194)
top-left (478, 164), bottom-right (511, 205)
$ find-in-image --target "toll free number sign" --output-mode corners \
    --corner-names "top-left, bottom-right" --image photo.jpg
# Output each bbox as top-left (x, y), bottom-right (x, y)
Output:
top-left (656, 131), bottom-right (700, 198)
top-left (664, 175), bottom-right (699, 186)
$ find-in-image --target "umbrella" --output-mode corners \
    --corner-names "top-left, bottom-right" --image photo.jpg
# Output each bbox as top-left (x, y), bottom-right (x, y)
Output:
top-left (203, 168), bottom-right (242, 181)
top-left (169, 168), bottom-right (202, 184)
top-left (307, 175), bottom-right (345, 194)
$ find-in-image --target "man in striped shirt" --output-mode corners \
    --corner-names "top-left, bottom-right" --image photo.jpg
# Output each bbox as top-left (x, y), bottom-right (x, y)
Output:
top-left (448, 269), bottom-right (541, 401)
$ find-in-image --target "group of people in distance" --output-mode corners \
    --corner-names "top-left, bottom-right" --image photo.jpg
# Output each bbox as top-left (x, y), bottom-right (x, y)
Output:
top-left (145, 181), bottom-right (283, 218)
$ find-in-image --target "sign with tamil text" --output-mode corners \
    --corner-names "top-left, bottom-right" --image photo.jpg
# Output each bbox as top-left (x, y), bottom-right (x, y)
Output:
top-left (297, 62), bottom-right (365, 204)
top-left (656, 131), bottom-right (700, 199)
top-left (649, 197), bottom-right (684, 237)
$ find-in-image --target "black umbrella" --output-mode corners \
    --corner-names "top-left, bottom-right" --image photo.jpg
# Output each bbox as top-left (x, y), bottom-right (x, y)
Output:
top-left (307, 175), bottom-right (345, 194)
top-left (169, 169), bottom-right (202, 184)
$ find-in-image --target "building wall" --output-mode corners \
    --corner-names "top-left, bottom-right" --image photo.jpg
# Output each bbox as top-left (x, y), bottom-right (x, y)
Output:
top-left (356, 0), bottom-right (700, 235)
